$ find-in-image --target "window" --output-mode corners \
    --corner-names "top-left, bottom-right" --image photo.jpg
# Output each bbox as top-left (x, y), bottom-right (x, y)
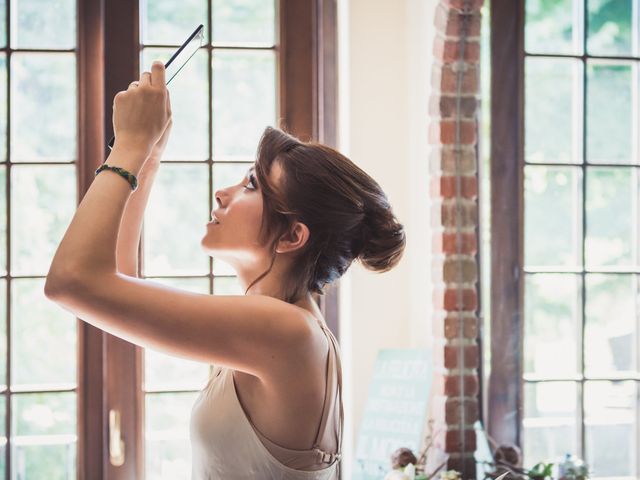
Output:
top-left (2, 0), bottom-right (79, 478)
top-left (488, 0), bottom-right (640, 477)
top-left (0, 0), bottom-right (336, 477)
top-left (10, 0), bottom-right (337, 477)
top-left (138, 1), bottom-right (277, 477)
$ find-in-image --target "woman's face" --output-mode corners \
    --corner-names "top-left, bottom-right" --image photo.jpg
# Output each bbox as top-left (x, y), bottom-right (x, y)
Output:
top-left (200, 162), bottom-right (281, 267)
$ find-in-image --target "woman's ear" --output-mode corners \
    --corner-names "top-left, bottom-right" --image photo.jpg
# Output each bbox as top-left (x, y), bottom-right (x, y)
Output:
top-left (276, 222), bottom-right (310, 254)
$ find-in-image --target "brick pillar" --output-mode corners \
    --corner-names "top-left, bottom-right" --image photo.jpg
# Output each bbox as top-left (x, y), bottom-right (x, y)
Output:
top-left (429, 0), bottom-right (483, 478)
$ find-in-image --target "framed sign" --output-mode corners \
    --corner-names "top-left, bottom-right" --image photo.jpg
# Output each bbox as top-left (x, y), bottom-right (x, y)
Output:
top-left (354, 349), bottom-right (432, 479)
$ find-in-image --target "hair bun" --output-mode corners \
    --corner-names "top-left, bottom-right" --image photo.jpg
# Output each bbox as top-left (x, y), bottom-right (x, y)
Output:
top-left (358, 207), bottom-right (406, 272)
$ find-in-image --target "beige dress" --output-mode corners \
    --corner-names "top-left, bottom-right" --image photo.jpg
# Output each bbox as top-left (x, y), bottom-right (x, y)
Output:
top-left (190, 319), bottom-right (344, 479)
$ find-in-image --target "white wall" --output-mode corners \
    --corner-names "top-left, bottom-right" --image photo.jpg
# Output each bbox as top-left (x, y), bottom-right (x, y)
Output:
top-left (337, 0), bottom-right (437, 476)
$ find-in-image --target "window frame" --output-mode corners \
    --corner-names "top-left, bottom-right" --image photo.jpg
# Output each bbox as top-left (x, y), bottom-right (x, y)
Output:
top-left (487, 0), bottom-right (526, 448)
top-left (488, 0), bottom-right (640, 469)
top-left (76, 0), bottom-right (339, 478)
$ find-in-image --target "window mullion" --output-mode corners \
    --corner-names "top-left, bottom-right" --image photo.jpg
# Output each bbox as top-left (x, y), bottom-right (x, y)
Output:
top-left (103, 0), bottom-right (142, 478)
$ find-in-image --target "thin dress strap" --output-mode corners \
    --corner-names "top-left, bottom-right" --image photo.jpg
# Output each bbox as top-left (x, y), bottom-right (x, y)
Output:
top-left (235, 317), bottom-right (344, 471)
top-left (312, 320), bottom-right (344, 473)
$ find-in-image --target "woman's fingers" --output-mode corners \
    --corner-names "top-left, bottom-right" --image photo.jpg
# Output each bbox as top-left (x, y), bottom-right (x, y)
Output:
top-left (139, 70), bottom-right (152, 86)
top-left (127, 80), bottom-right (139, 90)
top-left (151, 61), bottom-right (166, 87)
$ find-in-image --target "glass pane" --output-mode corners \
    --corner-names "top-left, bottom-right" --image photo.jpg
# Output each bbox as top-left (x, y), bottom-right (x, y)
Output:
top-left (142, 0), bottom-right (207, 45)
top-left (585, 167), bottom-right (636, 267)
top-left (584, 381), bottom-right (636, 477)
top-left (0, 54), bottom-right (6, 162)
top-left (0, 0), bottom-right (5, 48)
top-left (212, 50), bottom-right (276, 159)
top-left (144, 164), bottom-right (209, 276)
top-left (0, 281), bottom-right (5, 389)
top-left (145, 392), bottom-right (199, 480)
top-left (524, 166), bottom-right (582, 268)
top-left (585, 274), bottom-right (637, 375)
top-left (141, 48), bottom-right (209, 161)
top-left (145, 348), bottom-right (210, 392)
top-left (0, 167), bottom-right (5, 275)
top-left (525, 0), bottom-right (578, 55)
top-left (210, 162), bottom-right (253, 276)
top-left (587, 63), bottom-right (633, 164)
top-left (523, 381), bottom-right (578, 467)
top-left (587, 0), bottom-right (632, 56)
top-left (12, 392), bottom-right (76, 480)
top-left (11, 0), bottom-right (76, 49)
top-left (11, 53), bottom-right (76, 162)
top-left (525, 58), bottom-right (581, 164)
top-left (12, 278), bottom-right (76, 389)
top-left (214, 276), bottom-right (243, 295)
top-left (212, 0), bottom-right (275, 45)
top-left (212, 259), bottom-right (235, 277)
top-left (0, 396), bottom-right (4, 476)
top-left (11, 165), bottom-right (77, 276)
top-left (212, 161), bottom-right (252, 194)
top-left (524, 274), bottom-right (580, 376)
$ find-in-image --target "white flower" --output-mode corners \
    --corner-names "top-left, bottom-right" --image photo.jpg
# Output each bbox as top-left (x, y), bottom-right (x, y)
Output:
top-left (384, 466), bottom-right (415, 480)
top-left (440, 470), bottom-right (462, 480)
top-left (384, 470), bottom-right (411, 480)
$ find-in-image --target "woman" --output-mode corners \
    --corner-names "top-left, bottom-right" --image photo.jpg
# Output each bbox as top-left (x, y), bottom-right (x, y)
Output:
top-left (45, 62), bottom-right (406, 479)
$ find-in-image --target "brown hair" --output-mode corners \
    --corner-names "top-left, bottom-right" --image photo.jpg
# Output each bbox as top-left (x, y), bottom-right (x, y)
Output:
top-left (244, 126), bottom-right (406, 304)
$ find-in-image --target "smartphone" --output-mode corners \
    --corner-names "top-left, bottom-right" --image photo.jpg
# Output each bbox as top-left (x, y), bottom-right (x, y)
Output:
top-left (107, 24), bottom-right (205, 151)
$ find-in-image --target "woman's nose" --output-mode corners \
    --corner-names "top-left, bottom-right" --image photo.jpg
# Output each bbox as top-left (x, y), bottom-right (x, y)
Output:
top-left (214, 191), bottom-right (225, 208)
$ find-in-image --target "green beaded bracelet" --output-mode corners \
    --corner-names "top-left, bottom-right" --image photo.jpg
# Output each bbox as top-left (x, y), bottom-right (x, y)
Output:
top-left (95, 164), bottom-right (138, 191)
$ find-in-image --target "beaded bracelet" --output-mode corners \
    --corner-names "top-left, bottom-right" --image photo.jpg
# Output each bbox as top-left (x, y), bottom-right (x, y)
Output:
top-left (95, 164), bottom-right (138, 191)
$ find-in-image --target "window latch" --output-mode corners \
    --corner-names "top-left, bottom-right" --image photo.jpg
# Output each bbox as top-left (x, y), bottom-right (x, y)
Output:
top-left (109, 408), bottom-right (126, 466)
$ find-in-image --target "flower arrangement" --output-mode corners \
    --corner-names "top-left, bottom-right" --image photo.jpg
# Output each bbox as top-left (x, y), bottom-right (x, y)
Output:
top-left (382, 435), bottom-right (590, 480)
top-left (480, 445), bottom-right (591, 480)
top-left (554, 454), bottom-right (589, 480)
top-left (382, 423), bottom-right (448, 480)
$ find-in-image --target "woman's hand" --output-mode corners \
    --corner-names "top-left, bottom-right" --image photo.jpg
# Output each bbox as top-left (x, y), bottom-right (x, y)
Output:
top-left (112, 61), bottom-right (172, 159)
top-left (143, 116), bottom-right (173, 172)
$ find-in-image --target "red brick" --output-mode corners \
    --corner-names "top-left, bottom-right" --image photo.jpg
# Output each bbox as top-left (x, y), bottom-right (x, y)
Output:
top-left (432, 231), bottom-right (478, 255)
top-left (433, 36), bottom-right (480, 63)
top-left (442, 344), bottom-right (479, 369)
top-left (429, 120), bottom-right (477, 145)
top-left (431, 229), bottom-right (478, 255)
top-left (430, 95), bottom-right (478, 119)
top-left (446, 398), bottom-right (479, 425)
top-left (432, 396), bottom-right (479, 427)
top-left (432, 64), bottom-right (479, 95)
top-left (432, 286), bottom-right (478, 311)
top-left (431, 201), bottom-right (477, 229)
top-left (432, 256), bottom-right (477, 284)
top-left (447, 455), bottom-right (478, 477)
top-left (441, 0), bottom-right (485, 11)
top-left (432, 373), bottom-right (480, 397)
top-left (433, 428), bottom-right (477, 453)
top-left (430, 147), bottom-right (477, 175)
top-left (443, 315), bottom-right (479, 340)
top-left (431, 175), bottom-right (478, 199)
top-left (447, 374), bottom-right (479, 397)
top-left (435, 4), bottom-right (482, 37)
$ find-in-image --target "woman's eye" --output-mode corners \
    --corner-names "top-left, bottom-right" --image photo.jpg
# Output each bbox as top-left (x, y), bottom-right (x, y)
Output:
top-left (243, 175), bottom-right (257, 190)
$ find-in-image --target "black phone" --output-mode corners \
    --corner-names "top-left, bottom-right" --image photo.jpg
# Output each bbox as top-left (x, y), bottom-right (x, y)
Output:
top-left (107, 24), bottom-right (205, 151)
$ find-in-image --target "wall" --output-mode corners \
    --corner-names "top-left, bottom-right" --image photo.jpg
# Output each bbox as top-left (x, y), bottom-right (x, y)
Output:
top-left (337, 0), bottom-right (437, 476)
